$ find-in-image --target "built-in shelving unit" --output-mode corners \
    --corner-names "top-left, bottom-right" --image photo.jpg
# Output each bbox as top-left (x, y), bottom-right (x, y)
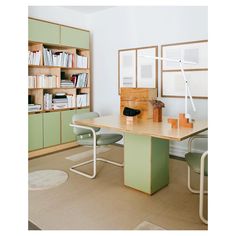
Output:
top-left (28, 17), bottom-right (91, 158)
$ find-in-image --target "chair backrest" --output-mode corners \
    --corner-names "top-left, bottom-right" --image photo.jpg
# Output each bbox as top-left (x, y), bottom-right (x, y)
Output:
top-left (72, 112), bottom-right (100, 136)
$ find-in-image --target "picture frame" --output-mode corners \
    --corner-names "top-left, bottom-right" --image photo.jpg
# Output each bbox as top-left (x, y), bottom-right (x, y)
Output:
top-left (118, 46), bottom-right (158, 94)
top-left (118, 49), bottom-right (136, 90)
top-left (137, 47), bottom-right (157, 88)
top-left (161, 40), bottom-right (208, 98)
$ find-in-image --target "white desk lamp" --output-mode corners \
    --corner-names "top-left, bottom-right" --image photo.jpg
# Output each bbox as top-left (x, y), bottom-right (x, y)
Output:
top-left (141, 55), bottom-right (197, 120)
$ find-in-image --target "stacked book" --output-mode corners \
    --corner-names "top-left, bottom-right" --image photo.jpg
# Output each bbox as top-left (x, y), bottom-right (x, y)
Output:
top-left (44, 93), bottom-right (53, 110)
top-left (77, 93), bottom-right (89, 107)
top-left (52, 93), bottom-right (68, 110)
top-left (60, 80), bottom-right (74, 88)
top-left (70, 73), bottom-right (88, 88)
top-left (76, 54), bottom-right (88, 68)
top-left (28, 104), bottom-right (41, 112)
top-left (28, 50), bottom-right (41, 65)
top-left (37, 75), bottom-right (58, 88)
top-left (28, 75), bottom-right (36, 88)
top-left (43, 48), bottom-right (73, 67)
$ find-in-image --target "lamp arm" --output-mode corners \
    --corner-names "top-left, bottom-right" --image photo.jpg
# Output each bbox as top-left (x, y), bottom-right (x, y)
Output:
top-left (141, 55), bottom-right (197, 65)
top-left (179, 62), bottom-right (196, 116)
top-left (186, 84), bottom-right (196, 112)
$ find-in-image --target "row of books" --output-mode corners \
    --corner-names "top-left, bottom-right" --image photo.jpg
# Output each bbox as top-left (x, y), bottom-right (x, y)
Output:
top-left (71, 73), bottom-right (89, 88)
top-left (28, 104), bottom-right (41, 112)
top-left (28, 75), bottom-right (59, 88)
top-left (28, 50), bottom-right (41, 65)
top-left (43, 93), bottom-right (88, 110)
top-left (76, 55), bottom-right (88, 68)
top-left (43, 48), bottom-right (73, 67)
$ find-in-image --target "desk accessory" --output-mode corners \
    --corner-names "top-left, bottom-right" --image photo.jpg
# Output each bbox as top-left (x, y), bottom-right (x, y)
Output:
top-left (168, 118), bottom-right (178, 128)
top-left (123, 107), bottom-right (140, 124)
top-left (150, 99), bottom-right (165, 122)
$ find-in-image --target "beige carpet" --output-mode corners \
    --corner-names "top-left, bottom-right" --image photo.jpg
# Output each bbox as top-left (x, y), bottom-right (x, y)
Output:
top-left (66, 146), bottom-right (111, 161)
top-left (29, 145), bottom-right (208, 230)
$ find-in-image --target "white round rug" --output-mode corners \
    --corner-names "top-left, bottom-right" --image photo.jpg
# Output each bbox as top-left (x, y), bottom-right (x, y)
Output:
top-left (29, 170), bottom-right (68, 191)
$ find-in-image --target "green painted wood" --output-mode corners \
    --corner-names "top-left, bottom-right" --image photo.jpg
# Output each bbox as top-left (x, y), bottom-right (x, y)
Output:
top-left (151, 137), bottom-right (169, 193)
top-left (76, 108), bottom-right (90, 114)
top-left (61, 110), bottom-right (76, 143)
top-left (43, 112), bottom-right (61, 148)
top-left (124, 133), bottom-right (151, 194)
top-left (28, 18), bottom-right (60, 44)
top-left (60, 26), bottom-right (90, 49)
top-left (124, 133), bottom-right (169, 194)
top-left (28, 114), bottom-right (43, 151)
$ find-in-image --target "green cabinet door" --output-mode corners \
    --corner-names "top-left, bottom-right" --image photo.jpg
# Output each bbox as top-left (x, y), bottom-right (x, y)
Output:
top-left (43, 112), bottom-right (61, 148)
top-left (28, 18), bottom-right (60, 44)
top-left (61, 110), bottom-right (76, 143)
top-left (28, 113), bottom-right (43, 151)
top-left (60, 26), bottom-right (90, 49)
top-left (76, 108), bottom-right (90, 114)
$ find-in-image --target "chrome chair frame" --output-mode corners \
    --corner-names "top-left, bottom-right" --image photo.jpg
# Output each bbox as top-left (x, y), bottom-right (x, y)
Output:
top-left (187, 134), bottom-right (208, 224)
top-left (70, 124), bottom-right (123, 179)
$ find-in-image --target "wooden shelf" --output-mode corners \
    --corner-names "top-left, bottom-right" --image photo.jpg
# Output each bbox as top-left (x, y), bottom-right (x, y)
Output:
top-left (28, 87), bottom-right (90, 90)
top-left (28, 106), bottom-right (90, 114)
top-left (28, 64), bottom-right (89, 70)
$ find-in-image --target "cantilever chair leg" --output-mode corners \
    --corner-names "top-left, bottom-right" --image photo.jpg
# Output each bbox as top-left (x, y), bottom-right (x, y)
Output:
top-left (199, 151), bottom-right (208, 224)
top-left (69, 124), bottom-right (123, 179)
top-left (188, 166), bottom-right (208, 194)
top-left (70, 124), bottom-right (97, 179)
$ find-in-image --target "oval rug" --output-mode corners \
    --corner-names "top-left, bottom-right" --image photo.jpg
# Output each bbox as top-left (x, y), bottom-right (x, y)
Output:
top-left (29, 170), bottom-right (68, 191)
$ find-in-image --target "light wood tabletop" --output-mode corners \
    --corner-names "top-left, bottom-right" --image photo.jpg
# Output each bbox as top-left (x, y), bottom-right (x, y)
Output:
top-left (73, 115), bottom-right (208, 141)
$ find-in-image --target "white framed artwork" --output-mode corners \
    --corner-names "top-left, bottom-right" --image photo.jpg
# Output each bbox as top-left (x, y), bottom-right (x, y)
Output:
top-left (162, 70), bottom-right (208, 98)
top-left (118, 46), bottom-right (158, 94)
top-left (119, 50), bottom-right (136, 89)
top-left (162, 40), bottom-right (208, 70)
top-left (161, 40), bottom-right (208, 98)
top-left (137, 47), bottom-right (157, 88)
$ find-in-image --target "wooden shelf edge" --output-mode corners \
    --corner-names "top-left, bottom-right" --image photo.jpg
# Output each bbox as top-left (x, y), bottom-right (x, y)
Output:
top-left (28, 87), bottom-right (90, 90)
top-left (28, 141), bottom-right (79, 159)
top-left (28, 64), bottom-right (89, 70)
top-left (28, 106), bottom-right (90, 114)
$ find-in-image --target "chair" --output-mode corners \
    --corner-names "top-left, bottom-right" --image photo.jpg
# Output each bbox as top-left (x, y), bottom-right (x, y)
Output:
top-left (69, 112), bottom-right (123, 179)
top-left (185, 134), bottom-right (208, 224)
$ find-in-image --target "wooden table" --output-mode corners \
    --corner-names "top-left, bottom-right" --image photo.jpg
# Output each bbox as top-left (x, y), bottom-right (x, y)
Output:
top-left (74, 115), bottom-right (208, 194)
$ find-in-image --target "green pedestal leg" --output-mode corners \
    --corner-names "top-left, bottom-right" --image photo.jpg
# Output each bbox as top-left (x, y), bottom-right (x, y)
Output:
top-left (124, 133), bottom-right (169, 195)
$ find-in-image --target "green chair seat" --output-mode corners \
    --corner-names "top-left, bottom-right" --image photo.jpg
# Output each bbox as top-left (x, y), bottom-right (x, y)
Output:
top-left (78, 133), bottom-right (123, 146)
top-left (185, 152), bottom-right (208, 176)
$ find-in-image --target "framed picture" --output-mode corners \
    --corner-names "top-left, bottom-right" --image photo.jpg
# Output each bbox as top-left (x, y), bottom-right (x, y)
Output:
top-left (118, 50), bottom-right (136, 89)
top-left (118, 46), bottom-right (158, 94)
top-left (137, 47), bottom-right (157, 88)
top-left (161, 40), bottom-right (208, 98)
top-left (162, 70), bottom-right (208, 98)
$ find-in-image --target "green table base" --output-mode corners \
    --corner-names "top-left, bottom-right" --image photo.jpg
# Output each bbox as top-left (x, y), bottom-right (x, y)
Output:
top-left (124, 133), bottom-right (169, 195)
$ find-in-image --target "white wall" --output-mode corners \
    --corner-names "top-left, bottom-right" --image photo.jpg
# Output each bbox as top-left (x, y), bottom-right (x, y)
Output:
top-left (88, 6), bottom-right (208, 156)
top-left (28, 6), bottom-right (208, 157)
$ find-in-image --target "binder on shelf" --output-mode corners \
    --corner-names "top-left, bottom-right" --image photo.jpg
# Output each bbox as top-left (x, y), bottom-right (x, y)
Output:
top-left (44, 93), bottom-right (53, 110)
top-left (76, 93), bottom-right (89, 107)
top-left (28, 50), bottom-right (41, 65)
top-left (76, 54), bottom-right (88, 68)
